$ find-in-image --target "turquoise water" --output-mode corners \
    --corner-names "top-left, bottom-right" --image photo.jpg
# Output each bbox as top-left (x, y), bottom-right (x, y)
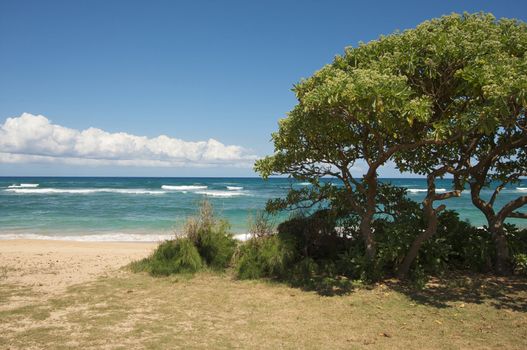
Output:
top-left (0, 177), bottom-right (525, 241)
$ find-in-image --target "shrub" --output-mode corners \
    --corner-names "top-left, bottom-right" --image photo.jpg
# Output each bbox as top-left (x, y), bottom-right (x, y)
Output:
top-left (184, 200), bottom-right (215, 242)
top-left (507, 225), bottom-right (527, 256)
top-left (437, 211), bottom-right (493, 272)
top-left (512, 253), bottom-right (527, 276)
top-left (195, 220), bottom-right (236, 270)
top-left (235, 234), bottom-right (297, 280)
top-left (131, 238), bottom-right (203, 276)
top-left (183, 200), bottom-right (237, 270)
top-left (373, 208), bottom-right (494, 278)
top-left (248, 210), bottom-right (275, 238)
top-left (337, 246), bottom-right (376, 281)
top-left (288, 257), bottom-right (319, 286)
top-left (276, 210), bottom-right (350, 260)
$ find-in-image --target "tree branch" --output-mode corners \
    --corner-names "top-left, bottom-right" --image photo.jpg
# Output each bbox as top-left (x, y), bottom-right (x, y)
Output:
top-left (509, 211), bottom-right (527, 219)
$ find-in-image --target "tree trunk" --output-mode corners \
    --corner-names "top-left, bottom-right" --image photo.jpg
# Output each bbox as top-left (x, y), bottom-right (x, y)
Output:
top-left (397, 194), bottom-right (442, 279)
top-left (489, 221), bottom-right (511, 275)
top-left (360, 219), bottom-right (376, 261)
top-left (359, 174), bottom-right (378, 262)
top-left (397, 216), bottom-right (438, 279)
top-left (469, 180), bottom-right (511, 274)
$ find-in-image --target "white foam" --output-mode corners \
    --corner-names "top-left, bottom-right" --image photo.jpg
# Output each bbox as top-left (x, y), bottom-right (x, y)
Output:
top-left (407, 188), bottom-right (447, 193)
top-left (8, 183), bottom-right (39, 188)
top-left (226, 186), bottom-right (243, 190)
top-left (407, 189), bottom-right (427, 193)
top-left (295, 182), bottom-right (312, 186)
top-left (0, 232), bottom-right (173, 242)
top-left (233, 233), bottom-right (253, 241)
top-left (517, 187), bottom-right (527, 192)
top-left (195, 190), bottom-right (247, 198)
top-left (5, 188), bottom-right (165, 195)
top-left (161, 185), bottom-right (208, 191)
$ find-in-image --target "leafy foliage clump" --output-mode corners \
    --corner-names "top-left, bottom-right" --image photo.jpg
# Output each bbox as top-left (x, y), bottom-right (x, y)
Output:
top-left (512, 253), bottom-right (527, 276)
top-left (235, 234), bottom-right (297, 280)
top-left (132, 200), bottom-right (236, 276)
top-left (185, 201), bottom-right (236, 270)
top-left (240, 188), bottom-right (522, 287)
top-left (131, 238), bottom-right (203, 276)
top-left (194, 220), bottom-right (236, 270)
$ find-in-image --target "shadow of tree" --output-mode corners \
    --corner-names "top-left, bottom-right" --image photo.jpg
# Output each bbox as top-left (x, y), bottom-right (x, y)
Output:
top-left (287, 275), bottom-right (359, 296)
top-left (384, 273), bottom-right (527, 312)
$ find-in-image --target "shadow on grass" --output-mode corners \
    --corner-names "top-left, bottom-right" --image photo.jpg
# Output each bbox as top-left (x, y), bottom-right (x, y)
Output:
top-left (286, 275), bottom-right (363, 296)
top-left (385, 273), bottom-right (527, 312)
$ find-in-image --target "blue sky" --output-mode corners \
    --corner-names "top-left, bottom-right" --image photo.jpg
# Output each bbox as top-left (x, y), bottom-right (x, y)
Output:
top-left (1, 0), bottom-right (526, 177)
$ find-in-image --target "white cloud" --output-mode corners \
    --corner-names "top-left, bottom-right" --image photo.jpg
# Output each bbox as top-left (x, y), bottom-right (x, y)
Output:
top-left (0, 113), bottom-right (257, 167)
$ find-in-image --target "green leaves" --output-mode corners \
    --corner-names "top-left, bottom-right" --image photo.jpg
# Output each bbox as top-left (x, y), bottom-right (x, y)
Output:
top-left (256, 11), bottom-right (527, 223)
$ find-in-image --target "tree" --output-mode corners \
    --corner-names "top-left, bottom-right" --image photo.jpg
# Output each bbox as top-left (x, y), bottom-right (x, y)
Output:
top-left (256, 13), bottom-right (527, 274)
top-left (387, 13), bottom-right (527, 277)
top-left (255, 54), bottom-right (438, 263)
top-left (466, 127), bottom-right (527, 274)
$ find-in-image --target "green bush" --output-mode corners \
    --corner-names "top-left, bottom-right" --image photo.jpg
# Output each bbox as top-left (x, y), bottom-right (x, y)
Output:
top-left (507, 225), bottom-right (527, 255)
top-left (235, 234), bottom-right (297, 280)
top-left (131, 238), bottom-right (203, 276)
top-left (373, 207), bottom-right (494, 278)
top-left (180, 200), bottom-right (237, 270)
top-left (195, 220), bottom-right (236, 270)
top-left (512, 253), bottom-right (527, 276)
top-left (276, 210), bottom-right (349, 260)
top-left (288, 257), bottom-right (319, 286)
top-left (437, 212), bottom-right (493, 272)
top-left (337, 247), bottom-right (378, 281)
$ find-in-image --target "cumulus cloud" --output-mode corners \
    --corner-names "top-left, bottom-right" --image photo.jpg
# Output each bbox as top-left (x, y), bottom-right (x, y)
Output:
top-left (0, 113), bottom-right (257, 167)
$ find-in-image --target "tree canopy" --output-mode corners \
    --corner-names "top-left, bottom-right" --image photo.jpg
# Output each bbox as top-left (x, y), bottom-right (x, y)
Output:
top-left (256, 12), bottom-right (527, 276)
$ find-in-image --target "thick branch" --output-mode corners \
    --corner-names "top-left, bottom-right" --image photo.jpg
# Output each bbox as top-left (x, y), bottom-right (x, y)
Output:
top-left (489, 181), bottom-right (507, 207)
top-left (499, 195), bottom-right (527, 221)
top-left (509, 211), bottom-right (527, 219)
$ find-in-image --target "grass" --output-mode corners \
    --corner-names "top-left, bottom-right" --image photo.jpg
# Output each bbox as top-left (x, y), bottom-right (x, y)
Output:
top-left (1, 271), bottom-right (527, 349)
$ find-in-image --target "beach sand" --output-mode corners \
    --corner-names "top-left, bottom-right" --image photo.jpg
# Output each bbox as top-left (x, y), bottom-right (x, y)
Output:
top-left (0, 239), bottom-right (156, 295)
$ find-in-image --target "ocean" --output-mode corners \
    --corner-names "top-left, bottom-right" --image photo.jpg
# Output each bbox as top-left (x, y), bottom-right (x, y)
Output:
top-left (1, 177), bottom-right (526, 241)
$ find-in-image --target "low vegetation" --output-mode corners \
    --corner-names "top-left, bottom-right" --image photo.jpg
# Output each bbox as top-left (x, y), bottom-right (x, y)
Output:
top-left (130, 238), bottom-right (203, 276)
top-left (131, 201), bottom-right (236, 276)
top-left (130, 198), bottom-right (526, 295)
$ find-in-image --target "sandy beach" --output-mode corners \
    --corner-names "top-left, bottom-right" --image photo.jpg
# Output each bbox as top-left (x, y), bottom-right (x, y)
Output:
top-left (0, 239), bottom-right (156, 295)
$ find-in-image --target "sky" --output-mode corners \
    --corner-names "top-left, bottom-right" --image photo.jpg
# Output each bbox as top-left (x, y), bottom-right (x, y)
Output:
top-left (1, 0), bottom-right (526, 177)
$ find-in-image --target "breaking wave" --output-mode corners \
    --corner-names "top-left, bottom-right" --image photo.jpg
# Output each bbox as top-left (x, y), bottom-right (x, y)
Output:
top-left (407, 188), bottom-right (447, 193)
top-left (8, 183), bottom-right (39, 188)
top-left (161, 185), bottom-right (208, 191)
top-left (195, 190), bottom-right (247, 198)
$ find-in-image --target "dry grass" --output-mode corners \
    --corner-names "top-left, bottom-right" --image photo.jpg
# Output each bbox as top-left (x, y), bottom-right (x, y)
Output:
top-left (1, 270), bottom-right (527, 349)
